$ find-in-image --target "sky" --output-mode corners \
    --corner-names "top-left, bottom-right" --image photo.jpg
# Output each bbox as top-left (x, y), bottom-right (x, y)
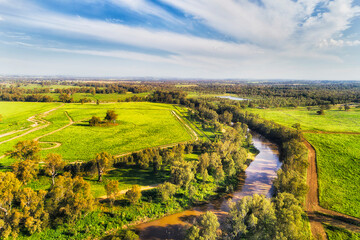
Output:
top-left (0, 0), bottom-right (360, 80)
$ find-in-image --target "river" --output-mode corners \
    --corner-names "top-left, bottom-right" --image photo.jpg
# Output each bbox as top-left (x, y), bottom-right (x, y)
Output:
top-left (136, 131), bottom-right (281, 240)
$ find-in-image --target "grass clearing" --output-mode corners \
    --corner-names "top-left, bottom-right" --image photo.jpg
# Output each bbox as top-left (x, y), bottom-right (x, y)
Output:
top-left (247, 107), bottom-right (360, 132)
top-left (0, 102), bottom-right (194, 165)
top-left (0, 102), bottom-right (61, 132)
top-left (305, 133), bottom-right (360, 218)
top-left (41, 102), bottom-right (192, 161)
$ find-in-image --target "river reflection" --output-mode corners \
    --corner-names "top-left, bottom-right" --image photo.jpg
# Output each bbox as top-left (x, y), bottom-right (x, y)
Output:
top-left (137, 131), bottom-right (281, 240)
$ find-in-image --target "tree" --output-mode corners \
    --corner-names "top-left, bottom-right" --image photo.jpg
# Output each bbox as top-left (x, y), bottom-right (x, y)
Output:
top-left (170, 160), bottom-right (194, 188)
top-left (17, 188), bottom-right (49, 235)
top-left (12, 159), bottom-right (39, 184)
top-left (94, 152), bottom-right (113, 182)
top-left (338, 106), bottom-right (343, 111)
top-left (0, 172), bottom-right (22, 238)
top-left (157, 182), bottom-right (177, 201)
top-left (9, 140), bottom-right (40, 161)
top-left (246, 133), bottom-right (252, 147)
top-left (306, 106), bottom-right (312, 111)
top-left (274, 193), bottom-right (304, 239)
top-left (198, 153), bottom-right (210, 176)
top-left (105, 180), bottom-right (120, 206)
top-left (46, 173), bottom-right (94, 223)
top-left (126, 185), bottom-right (141, 204)
top-left (104, 110), bottom-right (118, 123)
top-left (317, 109), bottom-right (325, 115)
top-left (59, 93), bottom-right (73, 103)
top-left (89, 116), bottom-right (101, 126)
top-left (227, 194), bottom-right (276, 240)
top-left (8, 140), bottom-right (40, 186)
top-left (186, 212), bottom-right (220, 240)
top-left (44, 153), bottom-right (65, 186)
top-left (345, 104), bottom-right (351, 111)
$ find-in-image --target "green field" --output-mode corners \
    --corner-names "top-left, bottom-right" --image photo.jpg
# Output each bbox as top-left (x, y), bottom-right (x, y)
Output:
top-left (247, 107), bottom-right (360, 132)
top-left (0, 102), bottom-right (61, 132)
top-left (41, 102), bottom-right (192, 160)
top-left (324, 224), bottom-right (360, 240)
top-left (0, 102), bottom-right (194, 165)
top-left (305, 133), bottom-right (360, 218)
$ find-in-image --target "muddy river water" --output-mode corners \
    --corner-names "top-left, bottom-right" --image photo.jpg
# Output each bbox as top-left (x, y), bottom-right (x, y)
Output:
top-left (136, 132), bottom-right (281, 240)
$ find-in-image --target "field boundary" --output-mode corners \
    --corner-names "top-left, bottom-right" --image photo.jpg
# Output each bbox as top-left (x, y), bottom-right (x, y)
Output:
top-left (304, 139), bottom-right (360, 239)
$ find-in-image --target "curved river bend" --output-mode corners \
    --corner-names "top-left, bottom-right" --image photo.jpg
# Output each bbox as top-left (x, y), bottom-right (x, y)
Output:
top-left (136, 132), bottom-right (281, 240)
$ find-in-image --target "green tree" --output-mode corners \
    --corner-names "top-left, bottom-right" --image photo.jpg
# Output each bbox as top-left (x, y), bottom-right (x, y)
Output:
top-left (17, 188), bottom-right (49, 235)
top-left (126, 185), bottom-right (142, 204)
top-left (59, 93), bottom-right (73, 103)
top-left (157, 182), bottom-right (177, 201)
top-left (12, 159), bottom-right (38, 184)
top-left (274, 193), bottom-right (304, 239)
top-left (227, 194), bottom-right (276, 240)
top-left (345, 104), bottom-right (350, 111)
top-left (44, 153), bottom-right (65, 186)
top-left (170, 160), bottom-right (194, 188)
top-left (186, 212), bottom-right (220, 240)
top-left (0, 172), bottom-right (22, 238)
top-left (105, 180), bottom-right (120, 206)
top-left (9, 140), bottom-right (40, 161)
top-left (94, 152), bottom-right (113, 182)
top-left (47, 173), bottom-right (94, 224)
top-left (9, 140), bottom-right (40, 183)
top-left (246, 133), bottom-right (252, 147)
top-left (198, 153), bottom-right (210, 176)
top-left (105, 110), bottom-right (118, 123)
top-left (89, 116), bottom-right (101, 126)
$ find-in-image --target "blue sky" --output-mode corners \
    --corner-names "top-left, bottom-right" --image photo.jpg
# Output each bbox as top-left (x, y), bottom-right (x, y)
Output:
top-left (0, 0), bottom-right (360, 80)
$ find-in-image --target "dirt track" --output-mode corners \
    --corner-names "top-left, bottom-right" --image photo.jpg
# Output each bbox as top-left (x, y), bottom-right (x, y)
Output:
top-left (35, 111), bottom-right (74, 150)
top-left (304, 139), bottom-right (360, 239)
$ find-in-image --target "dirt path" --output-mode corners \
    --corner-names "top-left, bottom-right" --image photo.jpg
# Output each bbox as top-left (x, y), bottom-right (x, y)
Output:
top-left (0, 105), bottom-right (63, 146)
top-left (171, 110), bottom-right (199, 141)
top-left (304, 139), bottom-right (360, 239)
top-left (35, 111), bottom-right (74, 150)
top-left (97, 184), bottom-right (159, 200)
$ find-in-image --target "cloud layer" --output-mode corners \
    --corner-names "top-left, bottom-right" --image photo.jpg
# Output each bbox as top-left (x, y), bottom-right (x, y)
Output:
top-left (0, 0), bottom-right (360, 79)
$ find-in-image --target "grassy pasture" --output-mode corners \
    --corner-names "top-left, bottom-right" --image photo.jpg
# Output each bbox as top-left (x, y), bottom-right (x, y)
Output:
top-left (305, 133), bottom-right (360, 218)
top-left (0, 102), bottom-right (193, 165)
top-left (0, 102), bottom-right (61, 133)
top-left (247, 107), bottom-right (360, 132)
top-left (40, 102), bottom-right (192, 161)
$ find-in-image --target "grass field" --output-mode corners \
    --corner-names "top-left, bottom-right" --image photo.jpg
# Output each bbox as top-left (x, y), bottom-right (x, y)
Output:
top-left (0, 102), bottom-right (61, 132)
top-left (324, 224), bottom-right (360, 240)
top-left (40, 102), bottom-right (192, 161)
top-left (247, 107), bottom-right (360, 132)
top-left (0, 102), bottom-right (193, 165)
top-left (304, 133), bottom-right (360, 218)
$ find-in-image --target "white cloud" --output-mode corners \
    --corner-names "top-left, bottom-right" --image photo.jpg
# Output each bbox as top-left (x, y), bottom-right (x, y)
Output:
top-left (0, 0), bottom-right (360, 79)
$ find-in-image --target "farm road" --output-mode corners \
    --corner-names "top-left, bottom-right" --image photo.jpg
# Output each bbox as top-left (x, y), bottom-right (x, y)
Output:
top-left (35, 111), bottom-right (74, 150)
top-left (0, 104), bottom-right (64, 146)
top-left (304, 139), bottom-right (360, 239)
